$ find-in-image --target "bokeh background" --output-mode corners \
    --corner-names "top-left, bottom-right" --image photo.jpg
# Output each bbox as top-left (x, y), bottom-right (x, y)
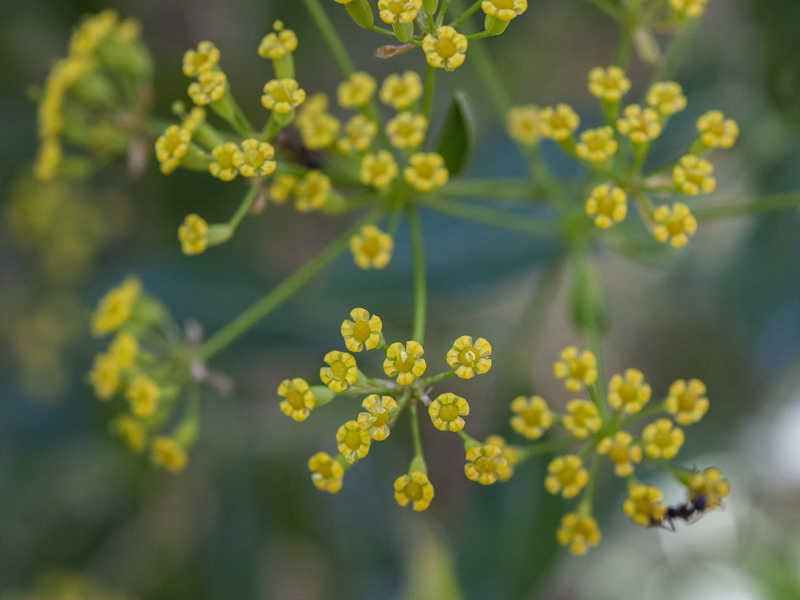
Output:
top-left (2, 0), bottom-right (800, 599)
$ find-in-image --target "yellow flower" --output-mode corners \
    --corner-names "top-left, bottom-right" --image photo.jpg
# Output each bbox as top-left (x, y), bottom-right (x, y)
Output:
top-left (34, 138), bottom-right (62, 181)
top-left (553, 346), bottom-right (598, 391)
top-left (545, 454), bottom-right (589, 498)
top-left (338, 71), bottom-right (377, 108)
top-left (89, 353), bottom-right (120, 400)
top-left (669, 0), bottom-right (709, 18)
top-left (556, 512), bottom-right (601, 555)
top-left (298, 112), bottom-right (341, 150)
top-left (188, 71), bottom-right (227, 106)
top-left (576, 126), bottom-right (618, 163)
top-left (155, 125), bottom-right (191, 175)
top-left (126, 374), bottom-right (161, 417)
top-left (608, 368), bottom-right (651, 414)
top-left (403, 152), bottom-right (449, 192)
top-left (673, 154), bottom-right (716, 195)
top-left (360, 151), bottom-right (399, 189)
top-left (646, 81), bottom-right (687, 116)
top-left (338, 115), bottom-right (378, 153)
top-left (623, 484), bottom-right (666, 527)
top-left (380, 71), bottom-right (423, 110)
top-left (464, 442), bottom-right (509, 485)
top-left (383, 341), bottom-right (427, 385)
top-left (507, 105), bottom-right (541, 146)
top-left (665, 378), bottom-right (709, 425)
top-left (486, 435), bottom-right (519, 482)
top-left (598, 431), bottom-right (642, 477)
top-left (209, 142), bottom-right (239, 181)
top-left (268, 174), bottom-right (296, 204)
top-left (294, 171), bottom-right (332, 213)
top-left (341, 307), bottom-right (383, 352)
top-left (394, 471), bottom-right (434, 511)
top-left (261, 78), bottom-right (306, 114)
top-left (378, 0), bottom-right (422, 24)
top-left (358, 394), bottom-right (397, 440)
top-left (278, 377), bottom-right (316, 422)
top-left (234, 139), bottom-right (277, 177)
top-left (585, 184), bottom-right (627, 229)
top-left (258, 21), bottom-right (298, 59)
top-left (652, 202), bottom-right (698, 248)
top-left (482, 0), bottom-right (527, 21)
top-left (90, 277), bottom-right (141, 337)
top-left (642, 418), bottom-right (684, 459)
top-left (350, 224), bottom-right (393, 269)
top-left (181, 107), bottom-right (206, 133)
top-left (617, 105), bottom-right (662, 144)
top-left (308, 452), bottom-right (344, 493)
top-left (182, 41), bottom-right (220, 77)
top-left (178, 214), bottom-right (209, 256)
top-left (697, 110), bottom-right (739, 149)
top-left (151, 437), bottom-right (188, 473)
top-left (422, 26), bottom-right (468, 71)
top-left (510, 395), bottom-right (553, 440)
top-left (688, 467), bottom-right (730, 509)
top-left (562, 400), bottom-right (602, 439)
top-left (538, 104), bottom-right (580, 142)
top-left (428, 392), bottom-right (470, 431)
top-left (320, 350), bottom-right (359, 393)
top-left (296, 93), bottom-right (329, 129)
top-left (386, 113), bottom-right (427, 149)
top-left (446, 335), bottom-right (492, 379)
top-left (109, 415), bottom-right (146, 453)
top-left (588, 66), bottom-right (631, 102)
top-left (69, 10), bottom-right (118, 56)
top-left (336, 419), bottom-right (371, 463)
top-left (108, 332), bottom-right (138, 369)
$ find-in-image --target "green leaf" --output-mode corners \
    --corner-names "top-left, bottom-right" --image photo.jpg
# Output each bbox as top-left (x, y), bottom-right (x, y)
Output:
top-left (435, 90), bottom-right (476, 176)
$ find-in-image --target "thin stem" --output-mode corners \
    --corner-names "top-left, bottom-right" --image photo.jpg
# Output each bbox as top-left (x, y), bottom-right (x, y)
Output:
top-left (467, 31), bottom-right (492, 41)
top-left (578, 453), bottom-right (601, 514)
top-left (436, 0), bottom-right (450, 27)
top-left (367, 25), bottom-right (396, 37)
top-left (421, 195), bottom-right (558, 236)
top-left (516, 435), bottom-right (579, 460)
top-left (618, 400), bottom-right (667, 430)
top-left (301, 0), bottom-right (355, 77)
top-left (418, 369), bottom-right (456, 386)
top-left (407, 203), bottom-right (427, 344)
top-left (692, 192), bottom-right (800, 221)
top-left (409, 401), bottom-right (424, 459)
top-left (228, 184), bottom-right (260, 231)
top-left (448, 0), bottom-right (482, 28)
top-left (441, 178), bottom-right (538, 199)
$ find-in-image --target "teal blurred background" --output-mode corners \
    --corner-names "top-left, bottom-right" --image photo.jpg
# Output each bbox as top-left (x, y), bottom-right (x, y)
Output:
top-left (2, 1), bottom-right (800, 599)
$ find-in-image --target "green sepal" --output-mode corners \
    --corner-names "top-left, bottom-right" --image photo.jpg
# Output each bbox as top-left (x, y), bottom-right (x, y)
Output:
top-left (484, 14), bottom-right (510, 36)
top-left (435, 90), bottom-right (476, 176)
top-left (345, 0), bottom-right (374, 29)
top-left (392, 21), bottom-right (414, 43)
top-left (311, 385), bottom-right (336, 407)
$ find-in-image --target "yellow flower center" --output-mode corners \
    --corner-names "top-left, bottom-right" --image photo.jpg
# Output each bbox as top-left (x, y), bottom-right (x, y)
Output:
top-left (216, 152), bottom-right (235, 169)
top-left (458, 347), bottom-right (479, 366)
top-left (286, 390), bottom-right (305, 410)
top-left (316, 462), bottom-right (333, 478)
top-left (434, 38), bottom-right (457, 59)
top-left (331, 360), bottom-right (350, 379)
top-left (558, 466), bottom-right (578, 485)
top-left (666, 218), bottom-right (685, 236)
top-left (492, 0), bottom-right (514, 7)
top-left (655, 430), bottom-right (672, 446)
top-left (361, 236), bottom-right (381, 258)
top-left (438, 403), bottom-right (459, 422)
top-left (353, 321), bottom-right (372, 342)
top-left (395, 350), bottom-right (417, 373)
top-left (344, 429), bottom-right (363, 450)
top-left (569, 363), bottom-right (587, 380)
top-left (371, 409), bottom-right (389, 428)
top-left (598, 195), bottom-right (617, 216)
top-left (678, 393), bottom-right (696, 410)
top-left (618, 382), bottom-right (638, 402)
top-left (272, 85), bottom-right (292, 103)
top-left (404, 481), bottom-right (423, 501)
top-left (608, 446), bottom-right (628, 464)
top-left (474, 456), bottom-right (496, 474)
top-left (521, 408), bottom-right (542, 425)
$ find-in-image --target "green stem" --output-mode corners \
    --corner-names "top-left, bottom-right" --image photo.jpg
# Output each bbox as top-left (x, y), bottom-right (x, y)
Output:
top-left (448, 0), bottom-right (482, 28)
top-left (516, 435), bottom-right (579, 460)
top-left (228, 184), bottom-right (260, 231)
top-left (421, 195), bottom-right (558, 236)
top-left (441, 178), bottom-right (538, 199)
top-left (409, 401), bottom-right (424, 459)
top-left (584, 0), bottom-right (625, 21)
top-left (651, 18), bottom-right (700, 83)
top-left (436, 0), bottom-right (450, 27)
top-left (301, 0), bottom-right (356, 77)
top-left (618, 400), bottom-right (667, 430)
top-left (692, 192), bottom-right (800, 221)
top-left (408, 203), bottom-right (427, 344)
top-left (418, 369), bottom-right (456, 386)
top-left (577, 453), bottom-right (601, 514)
top-left (367, 24), bottom-right (396, 37)
top-left (467, 31), bottom-right (492, 40)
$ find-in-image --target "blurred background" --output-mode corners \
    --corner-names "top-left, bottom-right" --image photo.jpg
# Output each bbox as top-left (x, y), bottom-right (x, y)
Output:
top-left (1, 0), bottom-right (800, 598)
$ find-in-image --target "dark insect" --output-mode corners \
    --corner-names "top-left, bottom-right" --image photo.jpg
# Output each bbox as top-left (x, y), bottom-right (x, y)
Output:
top-left (650, 493), bottom-right (708, 531)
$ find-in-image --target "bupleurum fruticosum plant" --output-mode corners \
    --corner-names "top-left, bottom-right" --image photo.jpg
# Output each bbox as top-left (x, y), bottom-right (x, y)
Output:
top-left (32, 0), bottom-right (800, 555)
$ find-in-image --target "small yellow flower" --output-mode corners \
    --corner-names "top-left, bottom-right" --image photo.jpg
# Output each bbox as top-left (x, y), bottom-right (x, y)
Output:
top-left (181, 107), bottom-right (206, 133)
top-left (295, 93), bottom-right (329, 128)
top-left (510, 395), bottom-right (553, 440)
top-left (422, 26), bottom-right (468, 71)
top-left (665, 378), bottom-right (709, 425)
top-left (404, 152), bottom-right (449, 192)
top-left (336, 419), bottom-right (371, 463)
top-left (688, 467), bottom-right (730, 509)
top-left (652, 202), bottom-right (698, 248)
top-left (268, 174), bottom-right (296, 204)
top-left (320, 350), bottom-right (359, 393)
top-left (486, 435), bottom-right (518, 482)
top-left (553, 346), bottom-right (598, 391)
top-left (151, 437), bottom-right (188, 473)
top-left (360, 151), bottom-right (399, 190)
top-left (294, 171), bottom-right (332, 213)
top-left (234, 139), bottom-right (277, 177)
top-left (386, 113), bottom-right (427, 149)
top-left (341, 307), bottom-right (383, 352)
top-left (623, 484), bottom-right (667, 527)
top-left (646, 81), bottom-right (687, 116)
top-left (108, 332), bottom-right (138, 369)
top-left (669, 0), bottom-right (709, 18)
top-left (394, 471), bottom-right (435, 511)
top-left (545, 454), bottom-right (589, 498)
top-left (608, 368), bottom-right (651, 414)
top-left (89, 353), bottom-right (120, 400)
top-left (597, 431), bottom-right (642, 477)
top-left (188, 71), bottom-right (227, 106)
top-left (380, 71), bottom-right (423, 110)
top-left (556, 512), bottom-right (601, 555)
top-left (697, 110), bottom-right (739, 149)
top-left (182, 41), bottom-right (220, 77)
top-left (350, 224), bottom-right (393, 269)
top-left (383, 341), bottom-right (426, 385)
top-left (378, 0), bottom-right (422, 24)
top-left (358, 394), bottom-right (397, 441)
top-left (338, 115), bottom-right (378, 153)
top-left (585, 184), bottom-right (627, 229)
top-left (258, 21), bottom-right (298, 59)
top-left (538, 104), bottom-right (580, 142)
top-left (338, 71), bottom-right (377, 108)
top-left (178, 214), bottom-right (209, 256)
top-left (507, 105), bottom-right (541, 146)
top-left (428, 392), bottom-right (470, 431)
top-left (69, 10), bottom-right (118, 56)
top-left (446, 335), bottom-right (492, 379)
top-left (482, 0), bottom-right (527, 21)
top-left (576, 127), bottom-right (618, 163)
top-left (673, 154), bottom-right (716, 195)
top-left (91, 277), bottom-right (141, 337)
top-left (261, 78), bottom-right (306, 114)
top-left (155, 125), bottom-right (191, 175)
top-left (109, 415), bottom-right (146, 453)
top-left (207, 142), bottom-right (238, 182)
top-left (617, 105), bottom-right (662, 144)
top-left (562, 400), bottom-right (602, 439)
top-left (126, 374), bottom-right (160, 417)
top-left (464, 442), bottom-right (509, 485)
top-left (298, 112), bottom-right (341, 150)
top-left (278, 377), bottom-right (316, 422)
top-left (308, 452), bottom-right (344, 493)
top-left (642, 418), bottom-right (684, 459)
top-left (588, 66), bottom-right (631, 102)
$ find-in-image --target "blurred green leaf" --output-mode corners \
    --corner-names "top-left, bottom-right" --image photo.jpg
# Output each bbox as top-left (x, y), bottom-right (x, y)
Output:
top-left (435, 91), bottom-right (475, 177)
